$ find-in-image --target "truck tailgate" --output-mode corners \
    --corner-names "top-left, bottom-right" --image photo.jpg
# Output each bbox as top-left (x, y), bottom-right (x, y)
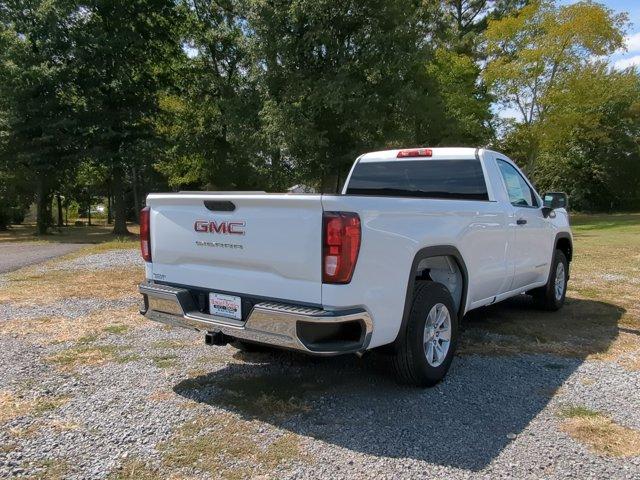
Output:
top-left (147, 193), bottom-right (323, 304)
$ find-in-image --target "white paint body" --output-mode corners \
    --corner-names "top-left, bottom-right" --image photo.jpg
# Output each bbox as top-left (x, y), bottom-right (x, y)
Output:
top-left (145, 148), bottom-right (572, 349)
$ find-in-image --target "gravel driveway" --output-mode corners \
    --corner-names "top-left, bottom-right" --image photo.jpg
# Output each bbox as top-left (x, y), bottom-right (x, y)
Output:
top-left (0, 242), bottom-right (88, 274)
top-left (1, 249), bottom-right (639, 479)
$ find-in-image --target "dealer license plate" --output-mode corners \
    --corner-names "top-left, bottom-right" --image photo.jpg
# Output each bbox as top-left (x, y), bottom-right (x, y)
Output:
top-left (209, 293), bottom-right (242, 320)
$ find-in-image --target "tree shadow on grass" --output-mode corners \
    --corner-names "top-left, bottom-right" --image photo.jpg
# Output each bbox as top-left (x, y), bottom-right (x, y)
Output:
top-left (0, 223), bottom-right (139, 244)
top-left (173, 296), bottom-right (624, 471)
top-left (461, 294), bottom-right (626, 356)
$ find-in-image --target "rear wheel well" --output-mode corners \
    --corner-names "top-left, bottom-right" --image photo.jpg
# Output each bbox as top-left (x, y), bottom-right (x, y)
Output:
top-left (415, 255), bottom-right (464, 315)
top-left (388, 246), bottom-right (469, 350)
top-left (556, 236), bottom-right (572, 262)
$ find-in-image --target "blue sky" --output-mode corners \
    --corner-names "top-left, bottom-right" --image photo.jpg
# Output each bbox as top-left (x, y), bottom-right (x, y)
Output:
top-left (560, 0), bottom-right (640, 69)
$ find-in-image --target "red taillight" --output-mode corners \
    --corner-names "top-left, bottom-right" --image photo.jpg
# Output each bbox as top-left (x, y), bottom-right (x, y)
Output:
top-left (397, 148), bottom-right (432, 158)
top-left (322, 212), bottom-right (361, 284)
top-left (140, 206), bottom-right (151, 262)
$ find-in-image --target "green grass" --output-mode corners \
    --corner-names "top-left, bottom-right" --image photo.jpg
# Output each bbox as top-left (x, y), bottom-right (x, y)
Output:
top-left (103, 324), bottom-right (130, 335)
top-left (151, 339), bottom-right (191, 349)
top-left (559, 410), bottom-right (640, 457)
top-left (174, 370), bottom-right (360, 420)
top-left (115, 353), bottom-right (142, 364)
top-left (158, 414), bottom-right (304, 478)
top-left (48, 344), bottom-right (137, 369)
top-left (24, 459), bottom-right (71, 480)
top-left (0, 223), bottom-right (139, 245)
top-left (76, 333), bottom-right (100, 345)
top-left (0, 392), bottom-right (69, 424)
top-left (570, 212), bottom-right (640, 230)
top-left (152, 354), bottom-right (179, 369)
top-left (31, 396), bottom-right (70, 416)
top-left (0, 442), bottom-right (16, 454)
top-left (558, 405), bottom-right (601, 419)
top-left (109, 460), bottom-right (163, 480)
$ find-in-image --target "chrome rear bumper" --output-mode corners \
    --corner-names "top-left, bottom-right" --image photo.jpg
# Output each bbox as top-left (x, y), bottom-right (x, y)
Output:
top-left (138, 281), bottom-right (372, 355)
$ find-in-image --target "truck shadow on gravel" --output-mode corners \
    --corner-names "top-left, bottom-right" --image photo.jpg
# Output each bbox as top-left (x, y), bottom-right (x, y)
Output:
top-left (173, 296), bottom-right (624, 471)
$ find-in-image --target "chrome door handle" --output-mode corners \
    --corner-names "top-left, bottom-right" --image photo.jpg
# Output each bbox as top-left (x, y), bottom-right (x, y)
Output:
top-left (516, 218), bottom-right (527, 225)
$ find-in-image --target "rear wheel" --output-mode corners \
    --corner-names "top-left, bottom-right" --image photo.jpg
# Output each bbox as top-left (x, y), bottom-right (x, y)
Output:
top-left (392, 282), bottom-right (458, 387)
top-left (531, 249), bottom-right (568, 311)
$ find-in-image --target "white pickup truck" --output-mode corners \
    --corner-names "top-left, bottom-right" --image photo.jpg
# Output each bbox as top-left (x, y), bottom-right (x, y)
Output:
top-left (139, 147), bottom-right (572, 387)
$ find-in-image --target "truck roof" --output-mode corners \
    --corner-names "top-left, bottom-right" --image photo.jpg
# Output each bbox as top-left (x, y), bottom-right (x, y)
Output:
top-left (358, 147), bottom-right (478, 163)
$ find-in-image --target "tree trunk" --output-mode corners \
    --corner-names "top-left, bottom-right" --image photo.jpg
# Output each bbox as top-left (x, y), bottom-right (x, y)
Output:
top-left (526, 137), bottom-right (540, 175)
top-left (107, 184), bottom-right (113, 224)
top-left (132, 166), bottom-right (140, 223)
top-left (87, 199), bottom-right (92, 226)
top-left (0, 210), bottom-right (8, 231)
top-left (35, 177), bottom-right (52, 235)
top-left (320, 173), bottom-right (339, 193)
top-left (270, 149), bottom-right (282, 191)
top-left (56, 194), bottom-right (63, 228)
top-left (112, 165), bottom-right (129, 235)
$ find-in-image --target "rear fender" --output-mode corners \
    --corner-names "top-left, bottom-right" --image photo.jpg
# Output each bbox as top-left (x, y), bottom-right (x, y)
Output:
top-left (390, 245), bottom-right (469, 349)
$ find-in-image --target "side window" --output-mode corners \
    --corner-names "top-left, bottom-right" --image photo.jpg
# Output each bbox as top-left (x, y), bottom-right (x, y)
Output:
top-left (497, 159), bottom-right (538, 208)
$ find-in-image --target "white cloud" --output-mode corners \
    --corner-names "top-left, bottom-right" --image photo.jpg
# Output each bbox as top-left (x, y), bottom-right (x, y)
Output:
top-left (625, 32), bottom-right (640, 53)
top-left (614, 54), bottom-right (640, 70)
top-left (182, 42), bottom-right (199, 59)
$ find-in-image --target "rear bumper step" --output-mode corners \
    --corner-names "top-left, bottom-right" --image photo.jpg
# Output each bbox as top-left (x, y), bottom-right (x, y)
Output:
top-left (138, 281), bottom-right (373, 355)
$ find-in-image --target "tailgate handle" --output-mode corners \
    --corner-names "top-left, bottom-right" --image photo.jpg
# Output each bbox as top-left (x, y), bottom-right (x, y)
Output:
top-left (204, 200), bottom-right (236, 212)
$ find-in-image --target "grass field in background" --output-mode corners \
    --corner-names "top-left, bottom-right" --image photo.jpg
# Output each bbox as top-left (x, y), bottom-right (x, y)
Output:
top-left (0, 223), bottom-right (139, 247)
top-left (569, 213), bottom-right (640, 321)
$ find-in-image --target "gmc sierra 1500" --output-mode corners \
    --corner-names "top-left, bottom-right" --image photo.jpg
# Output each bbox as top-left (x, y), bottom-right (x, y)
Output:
top-left (138, 147), bottom-right (572, 387)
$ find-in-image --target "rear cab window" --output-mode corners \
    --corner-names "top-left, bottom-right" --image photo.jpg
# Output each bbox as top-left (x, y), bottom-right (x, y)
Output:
top-left (345, 159), bottom-right (489, 201)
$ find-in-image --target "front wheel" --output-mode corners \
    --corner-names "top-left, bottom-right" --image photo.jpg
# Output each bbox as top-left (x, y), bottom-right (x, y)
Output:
top-left (392, 282), bottom-right (458, 387)
top-left (531, 249), bottom-right (568, 311)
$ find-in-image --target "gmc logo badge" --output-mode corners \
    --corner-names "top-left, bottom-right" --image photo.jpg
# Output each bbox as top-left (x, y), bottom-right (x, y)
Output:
top-left (194, 220), bottom-right (245, 235)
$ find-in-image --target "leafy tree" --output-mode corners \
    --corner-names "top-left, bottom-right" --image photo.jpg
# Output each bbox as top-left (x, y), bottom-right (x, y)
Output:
top-left (424, 48), bottom-right (493, 146)
top-left (70, 0), bottom-right (181, 234)
top-left (424, 2), bottom-right (531, 149)
top-left (0, 0), bottom-right (80, 234)
top-left (533, 64), bottom-right (640, 210)
top-left (437, 0), bottom-right (529, 55)
top-left (246, 0), bottom-right (449, 191)
top-left (157, 0), bottom-right (504, 192)
top-left (484, 0), bottom-right (627, 170)
top-left (0, 166), bottom-right (32, 230)
top-left (155, 0), bottom-right (265, 191)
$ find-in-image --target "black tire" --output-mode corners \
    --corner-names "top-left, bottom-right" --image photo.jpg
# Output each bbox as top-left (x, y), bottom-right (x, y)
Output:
top-left (531, 249), bottom-right (568, 311)
top-left (392, 281), bottom-right (458, 387)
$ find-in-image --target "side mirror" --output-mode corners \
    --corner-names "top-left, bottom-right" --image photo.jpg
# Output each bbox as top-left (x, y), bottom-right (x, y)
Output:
top-left (543, 192), bottom-right (568, 210)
